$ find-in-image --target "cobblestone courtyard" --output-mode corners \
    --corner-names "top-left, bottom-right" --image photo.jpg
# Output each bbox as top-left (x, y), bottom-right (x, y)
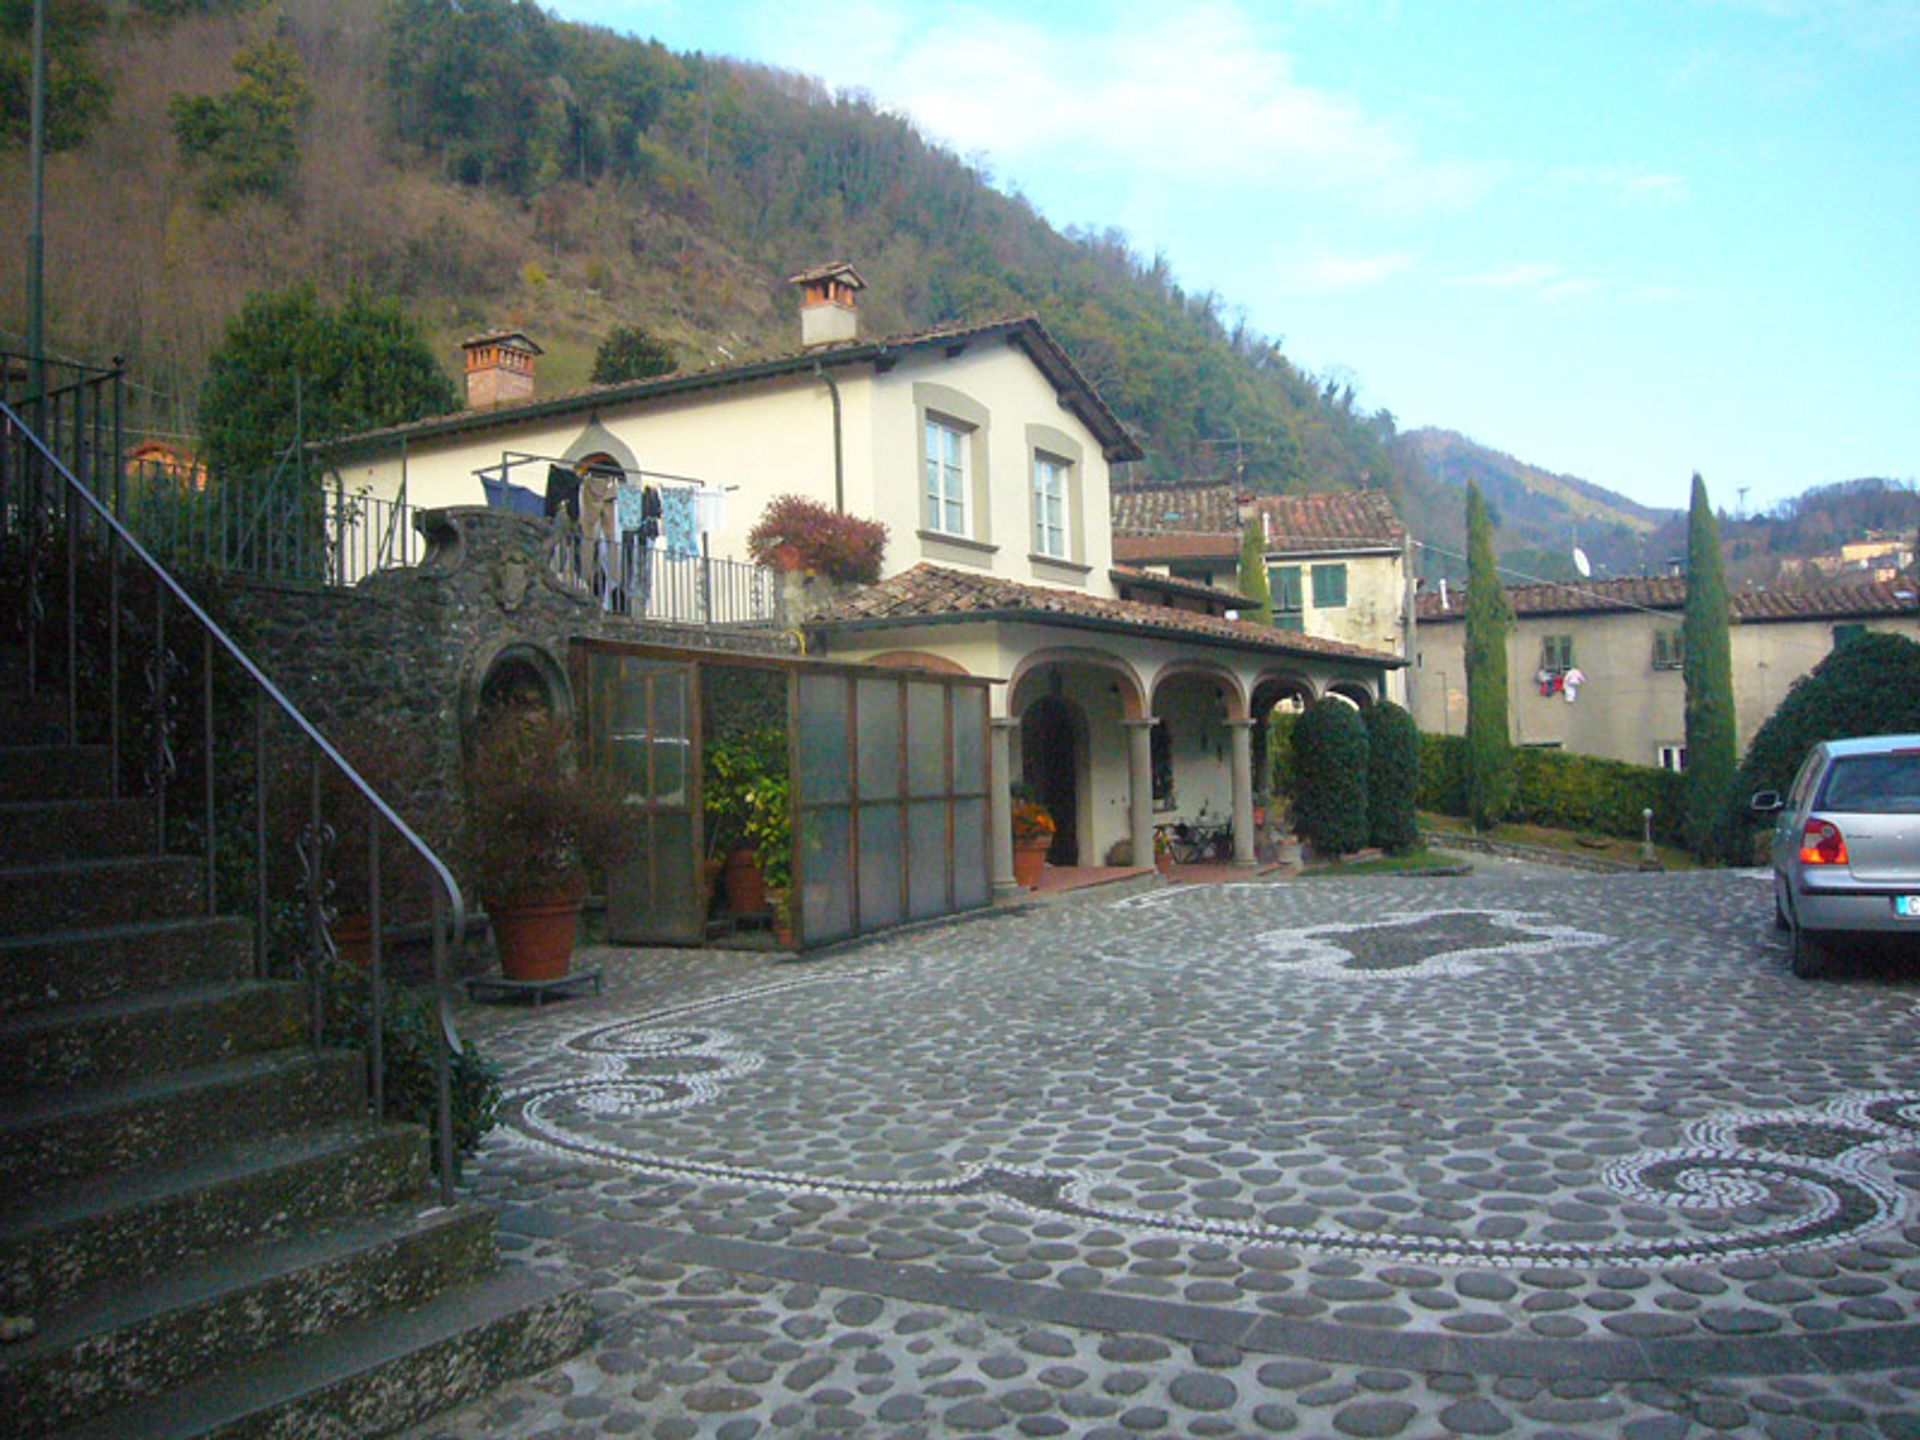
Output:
top-left (409, 869), bottom-right (1920, 1439)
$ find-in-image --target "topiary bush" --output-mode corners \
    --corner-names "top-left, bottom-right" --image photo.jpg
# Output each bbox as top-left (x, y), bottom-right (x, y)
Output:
top-left (1724, 630), bottom-right (1920, 859)
top-left (1293, 698), bottom-right (1369, 856)
top-left (1365, 701), bottom-right (1420, 852)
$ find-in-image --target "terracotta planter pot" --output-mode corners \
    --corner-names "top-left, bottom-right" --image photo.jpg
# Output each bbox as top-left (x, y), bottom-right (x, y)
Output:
top-left (330, 912), bottom-right (374, 969)
top-left (487, 884), bottom-right (585, 982)
top-left (723, 847), bottom-right (768, 915)
top-left (1012, 837), bottom-right (1049, 889)
top-left (768, 888), bottom-right (795, 948)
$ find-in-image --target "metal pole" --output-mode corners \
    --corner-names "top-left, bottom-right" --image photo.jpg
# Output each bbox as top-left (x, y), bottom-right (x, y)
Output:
top-left (25, 0), bottom-right (46, 407)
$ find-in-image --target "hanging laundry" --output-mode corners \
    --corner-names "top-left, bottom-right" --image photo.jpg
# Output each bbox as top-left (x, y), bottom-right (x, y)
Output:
top-left (660, 485), bottom-right (697, 556)
top-left (542, 464), bottom-right (580, 522)
top-left (615, 478), bottom-right (648, 535)
top-left (1562, 667), bottom-right (1587, 703)
top-left (693, 486), bottom-right (728, 541)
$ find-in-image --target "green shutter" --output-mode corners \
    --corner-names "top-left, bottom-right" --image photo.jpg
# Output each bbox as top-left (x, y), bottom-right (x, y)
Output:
top-left (1311, 563), bottom-right (1347, 608)
top-left (1270, 565), bottom-right (1303, 614)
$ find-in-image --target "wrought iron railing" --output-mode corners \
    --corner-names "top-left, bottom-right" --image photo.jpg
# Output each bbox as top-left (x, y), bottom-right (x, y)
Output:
top-left (1, 360), bottom-right (468, 1203)
top-left (544, 528), bottom-right (785, 627)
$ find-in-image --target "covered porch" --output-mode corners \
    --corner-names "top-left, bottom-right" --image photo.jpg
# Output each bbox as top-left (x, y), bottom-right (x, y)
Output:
top-left (807, 566), bottom-right (1401, 896)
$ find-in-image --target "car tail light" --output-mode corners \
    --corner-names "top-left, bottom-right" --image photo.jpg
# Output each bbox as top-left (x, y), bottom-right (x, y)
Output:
top-left (1799, 819), bottom-right (1849, 866)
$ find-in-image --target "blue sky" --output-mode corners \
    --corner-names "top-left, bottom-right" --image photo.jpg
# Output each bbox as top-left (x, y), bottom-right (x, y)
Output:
top-left (548, 0), bottom-right (1918, 515)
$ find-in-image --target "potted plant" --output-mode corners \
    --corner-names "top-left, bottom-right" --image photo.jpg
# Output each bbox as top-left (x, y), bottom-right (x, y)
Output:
top-left (743, 769), bottom-right (794, 945)
top-left (704, 725), bottom-right (787, 917)
top-left (1153, 826), bottom-right (1177, 879)
top-left (1011, 797), bottom-right (1056, 889)
top-left (464, 711), bottom-right (630, 982)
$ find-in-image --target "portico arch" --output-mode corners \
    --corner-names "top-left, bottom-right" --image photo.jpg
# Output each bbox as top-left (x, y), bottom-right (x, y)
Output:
top-left (1329, 680), bottom-right (1376, 710)
top-left (1148, 662), bottom-right (1248, 722)
top-left (1006, 647), bottom-right (1147, 721)
top-left (866, 650), bottom-right (969, 676)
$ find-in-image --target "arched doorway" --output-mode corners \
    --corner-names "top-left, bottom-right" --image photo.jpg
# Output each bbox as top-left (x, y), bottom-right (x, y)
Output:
top-left (1328, 681), bottom-right (1374, 710)
top-left (1021, 695), bottom-right (1084, 865)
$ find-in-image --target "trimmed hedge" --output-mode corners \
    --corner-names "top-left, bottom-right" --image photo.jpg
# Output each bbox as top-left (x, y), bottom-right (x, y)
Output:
top-left (1418, 732), bottom-right (1684, 846)
top-left (1365, 701), bottom-right (1420, 853)
top-left (1294, 698), bottom-right (1369, 855)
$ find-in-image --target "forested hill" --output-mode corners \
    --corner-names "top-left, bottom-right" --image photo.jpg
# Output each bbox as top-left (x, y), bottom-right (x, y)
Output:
top-left (0, 0), bottom-right (1420, 509)
top-left (1396, 428), bottom-right (1678, 581)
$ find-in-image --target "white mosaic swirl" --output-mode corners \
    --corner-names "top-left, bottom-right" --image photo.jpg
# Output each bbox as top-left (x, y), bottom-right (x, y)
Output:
top-left (498, 967), bottom-right (1920, 1267)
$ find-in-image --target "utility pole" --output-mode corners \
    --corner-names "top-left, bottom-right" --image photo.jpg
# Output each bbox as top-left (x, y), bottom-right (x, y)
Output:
top-left (25, 0), bottom-right (47, 405)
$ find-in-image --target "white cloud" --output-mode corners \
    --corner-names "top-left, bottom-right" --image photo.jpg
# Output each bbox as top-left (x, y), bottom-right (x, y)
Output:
top-left (1544, 166), bottom-right (1690, 206)
top-left (1453, 262), bottom-right (1573, 291)
top-left (1294, 252), bottom-right (1421, 292)
top-left (752, 0), bottom-right (1503, 214)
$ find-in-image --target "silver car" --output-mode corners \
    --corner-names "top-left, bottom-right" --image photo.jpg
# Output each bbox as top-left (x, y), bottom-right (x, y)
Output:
top-left (1752, 734), bottom-right (1920, 977)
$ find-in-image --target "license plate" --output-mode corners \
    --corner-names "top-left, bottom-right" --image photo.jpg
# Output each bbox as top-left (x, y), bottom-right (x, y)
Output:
top-left (1897, 895), bottom-right (1920, 917)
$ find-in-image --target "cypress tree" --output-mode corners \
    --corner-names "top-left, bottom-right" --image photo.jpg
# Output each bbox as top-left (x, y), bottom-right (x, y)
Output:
top-left (1682, 472), bottom-right (1737, 860)
top-left (1238, 518), bottom-right (1272, 625)
top-left (1464, 482), bottom-right (1513, 829)
top-left (1365, 700), bottom-right (1421, 853)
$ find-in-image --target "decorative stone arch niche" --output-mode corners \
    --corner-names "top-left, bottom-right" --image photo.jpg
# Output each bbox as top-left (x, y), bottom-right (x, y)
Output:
top-left (462, 639), bottom-right (574, 758)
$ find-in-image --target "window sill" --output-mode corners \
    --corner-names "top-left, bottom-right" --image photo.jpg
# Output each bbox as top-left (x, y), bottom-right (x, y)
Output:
top-left (918, 528), bottom-right (997, 555)
top-left (1029, 552), bottom-right (1091, 579)
top-left (918, 529), bottom-right (998, 567)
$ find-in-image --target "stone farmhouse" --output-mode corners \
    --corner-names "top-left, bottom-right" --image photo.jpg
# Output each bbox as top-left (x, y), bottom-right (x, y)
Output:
top-left (1110, 481), bottom-right (1415, 705)
top-left (1411, 575), bottom-right (1920, 769)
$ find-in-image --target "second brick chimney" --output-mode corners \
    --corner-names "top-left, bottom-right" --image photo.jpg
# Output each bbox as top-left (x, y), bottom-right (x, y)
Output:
top-left (788, 262), bottom-right (866, 350)
top-left (461, 330), bottom-right (543, 409)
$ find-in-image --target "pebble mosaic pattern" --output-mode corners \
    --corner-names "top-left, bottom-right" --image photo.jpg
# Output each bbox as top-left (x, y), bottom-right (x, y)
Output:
top-left (424, 869), bottom-right (1920, 1437)
top-left (404, 1256), bottom-right (1920, 1440)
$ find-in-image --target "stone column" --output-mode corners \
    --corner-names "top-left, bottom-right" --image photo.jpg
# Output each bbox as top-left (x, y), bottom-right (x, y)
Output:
top-left (1228, 718), bottom-right (1258, 867)
top-left (1122, 718), bottom-right (1157, 871)
top-left (989, 717), bottom-right (1020, 897)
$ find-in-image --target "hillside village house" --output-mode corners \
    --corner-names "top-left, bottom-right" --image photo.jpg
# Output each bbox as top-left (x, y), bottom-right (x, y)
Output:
top-left (1110, 481), bottom-right (1416, 706)
top-left (318, 264), bottom-right (1400, 898)
top-left (1411, 575), bottom-right (1920, 769)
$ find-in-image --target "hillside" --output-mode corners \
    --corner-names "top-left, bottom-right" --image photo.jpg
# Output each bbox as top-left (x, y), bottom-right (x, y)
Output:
top-left (0, 0), bottom-right (1423, 518)
top-left (1395, 428), bottom-right (1678, 582)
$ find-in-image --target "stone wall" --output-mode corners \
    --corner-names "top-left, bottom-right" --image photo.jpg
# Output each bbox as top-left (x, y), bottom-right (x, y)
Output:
top-left (211, 506), bottom-right (798, 895)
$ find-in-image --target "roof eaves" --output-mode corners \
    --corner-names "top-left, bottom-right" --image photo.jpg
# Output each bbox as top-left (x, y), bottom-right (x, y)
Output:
top-left (313, 314), bottom-right (1143, 462)
top-left (811, 605), bottom-right (1402, 667)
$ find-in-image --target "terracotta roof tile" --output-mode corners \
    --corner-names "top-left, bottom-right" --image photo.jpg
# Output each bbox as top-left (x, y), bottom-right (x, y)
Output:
top-left (1112, 533), bottom-right (1241, 563)
top-left (809, 564), bottom-right (1401, 665)
top-left (1416, 574), bottom-right (1920, 622)
top-left (1109, 565), bottom-right (1247, 606)
top-left (1111, 484), bottom-right (1405, 551)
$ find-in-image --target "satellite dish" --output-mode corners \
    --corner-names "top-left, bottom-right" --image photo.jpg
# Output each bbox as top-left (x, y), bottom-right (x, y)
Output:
top-left (1572, 547), bottom-right (1592, 578)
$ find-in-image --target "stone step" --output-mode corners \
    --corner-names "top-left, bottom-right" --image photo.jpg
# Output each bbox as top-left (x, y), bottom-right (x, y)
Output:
top-left (0, 1201), bottom-right (499, 1438)
top-left (0, 1048), bottom-right (365, 1198)
top-left (0, 1119), bottom-right (429, 1315)
top-left (0, 797), bottom-right (155, 864)
top-left (0, 854), bottom-right (205, 937)
top-left (0, 744), bottom-right (112, 802)
top-left (65, 1264), bottom-right (591, 1440)
top-left (0, 916), bottom-right (254, 1016)
top-left (0, 981), bottom-right (307, 1093)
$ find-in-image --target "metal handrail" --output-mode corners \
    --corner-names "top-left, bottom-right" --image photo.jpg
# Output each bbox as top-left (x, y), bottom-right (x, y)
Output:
top-left (2, 396), bottom-right (469, 1203)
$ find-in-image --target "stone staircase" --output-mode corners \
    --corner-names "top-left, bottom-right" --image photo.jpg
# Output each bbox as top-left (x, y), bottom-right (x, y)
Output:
top-left (0, 651), bottom-right (589, 1438)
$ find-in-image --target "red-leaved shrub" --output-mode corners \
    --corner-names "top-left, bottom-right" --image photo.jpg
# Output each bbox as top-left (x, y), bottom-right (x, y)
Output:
top-left (747, 495), bottom-right (887, 584)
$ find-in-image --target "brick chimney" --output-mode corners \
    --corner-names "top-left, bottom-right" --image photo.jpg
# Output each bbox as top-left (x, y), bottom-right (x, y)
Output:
top-left (788, 262), bottom-right (866, 350)
top-left (461, 330), bottom-right (543, 409)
